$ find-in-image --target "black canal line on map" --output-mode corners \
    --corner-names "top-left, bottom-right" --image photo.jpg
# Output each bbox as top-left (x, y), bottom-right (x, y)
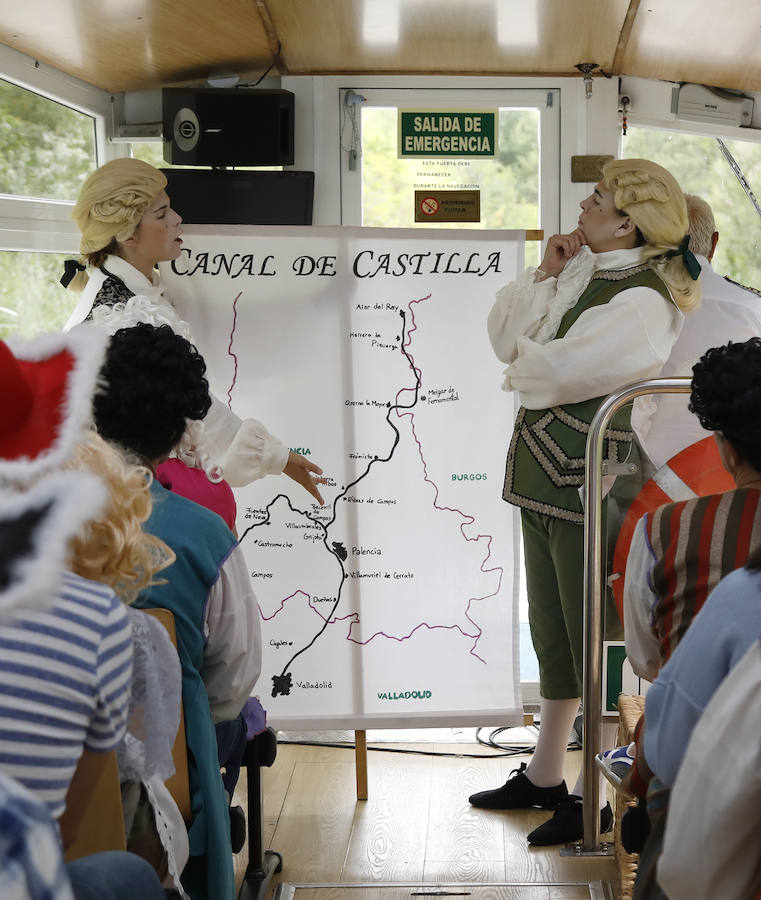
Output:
top-left (238, 309), bottom-right (423, 695)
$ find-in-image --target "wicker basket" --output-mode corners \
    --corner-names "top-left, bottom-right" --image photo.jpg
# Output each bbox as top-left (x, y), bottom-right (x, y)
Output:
top-left (615, 694), bottom-right (646, 900)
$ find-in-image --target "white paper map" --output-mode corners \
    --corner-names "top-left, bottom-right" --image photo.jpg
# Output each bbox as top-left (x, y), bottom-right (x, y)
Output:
top-left (163, 225), bottom-right (523, 729)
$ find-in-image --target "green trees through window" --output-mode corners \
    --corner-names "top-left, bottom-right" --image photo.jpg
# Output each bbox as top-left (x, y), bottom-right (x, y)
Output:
top-left (0, 78), bottom-right (97, 338)
top-left (622, 127), bottom-right (761, 288)
top-left (0, 79), bottom-right (96, 201)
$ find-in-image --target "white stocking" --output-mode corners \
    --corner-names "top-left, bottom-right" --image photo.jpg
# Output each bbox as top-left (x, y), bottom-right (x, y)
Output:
top-left (525, 696), bottom-right (580, 788)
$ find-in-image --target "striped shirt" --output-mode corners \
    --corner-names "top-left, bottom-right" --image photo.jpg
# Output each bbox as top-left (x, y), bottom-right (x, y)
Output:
top-left (647, 488), bottom-right (761, 665)
top-left (0, 769), bottom-right (74, 900)
top-left (0, 571), bottom-right (133, 817)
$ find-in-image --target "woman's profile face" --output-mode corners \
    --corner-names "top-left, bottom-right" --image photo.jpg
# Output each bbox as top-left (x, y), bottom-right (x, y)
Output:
top-left (578, 181), bottom-right (631, 252)
top-left (127, 190), bottom-right (184, 265)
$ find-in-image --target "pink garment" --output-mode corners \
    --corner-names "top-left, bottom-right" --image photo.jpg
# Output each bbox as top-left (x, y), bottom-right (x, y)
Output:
top-left (156, 458), bottom-right (237, 531)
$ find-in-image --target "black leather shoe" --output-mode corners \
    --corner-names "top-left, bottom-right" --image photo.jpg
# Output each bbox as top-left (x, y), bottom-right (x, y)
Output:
top-left (527, 795), bottom-right (613, 846)
top-left (469, 762), bottom-right (568, 810)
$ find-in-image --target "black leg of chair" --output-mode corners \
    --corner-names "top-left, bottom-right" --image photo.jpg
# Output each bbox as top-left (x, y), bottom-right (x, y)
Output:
top-left (238, 727), bottom-right (282, 900)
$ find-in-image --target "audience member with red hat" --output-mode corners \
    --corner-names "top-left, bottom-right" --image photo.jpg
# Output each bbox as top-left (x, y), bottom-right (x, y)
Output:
top-left (0, 328), bottom-right (167, 900)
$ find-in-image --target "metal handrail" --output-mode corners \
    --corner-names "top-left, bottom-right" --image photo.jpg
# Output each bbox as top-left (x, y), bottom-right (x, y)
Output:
top-left (581, 376), bottom-right (693, 850)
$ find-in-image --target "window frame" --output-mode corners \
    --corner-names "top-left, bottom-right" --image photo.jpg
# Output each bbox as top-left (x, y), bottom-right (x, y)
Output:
top-left (0, 44), bottom-right (115, 254)
top-left (338, 86), bottom-right (559, 236)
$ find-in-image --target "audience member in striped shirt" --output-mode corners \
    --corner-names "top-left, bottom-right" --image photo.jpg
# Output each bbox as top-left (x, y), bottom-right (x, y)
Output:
top-left (624, 337), bottom-right (761, 682)
top-left (0, 569), bottom-right (132, 818)
top-left (0, 330), bottom-right (169, 899)
top-left (600, 339), bottom-right (761, 886)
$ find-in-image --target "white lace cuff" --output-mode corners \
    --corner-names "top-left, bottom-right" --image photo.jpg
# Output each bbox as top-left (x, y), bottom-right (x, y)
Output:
top-left (199, 395), bottom-right (289, 487)
top-left (488, 267), bottom-right (557, 365)
top-left (216, 418), bottom-right (289, 487)
top-left (494, 249), bottom-right (597, 393)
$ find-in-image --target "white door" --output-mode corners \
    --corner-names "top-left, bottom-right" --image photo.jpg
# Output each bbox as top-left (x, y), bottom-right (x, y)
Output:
top-left (340, 87), bottom-right (560, 696)
top-left (340, 87), bottom-right (559, 270)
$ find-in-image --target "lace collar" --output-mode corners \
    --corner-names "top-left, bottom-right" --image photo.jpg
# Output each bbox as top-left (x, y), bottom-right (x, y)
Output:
top-left (102, 255), bottom-right (165, 302)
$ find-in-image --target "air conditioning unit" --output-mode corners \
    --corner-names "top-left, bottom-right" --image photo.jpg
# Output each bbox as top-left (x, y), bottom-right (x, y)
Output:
top-left (673, 84), bottom-right (753, 128)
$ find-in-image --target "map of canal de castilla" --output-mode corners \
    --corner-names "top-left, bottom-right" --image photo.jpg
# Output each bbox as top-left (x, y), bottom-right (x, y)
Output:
top-left (166, 226), bottom-right (524, 728)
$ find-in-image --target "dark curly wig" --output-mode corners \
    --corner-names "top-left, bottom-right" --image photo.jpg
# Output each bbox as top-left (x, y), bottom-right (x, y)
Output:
top-left (689, 337), bottom-right (761, 472)
top-left (93, 323), bottom-right (211, 462)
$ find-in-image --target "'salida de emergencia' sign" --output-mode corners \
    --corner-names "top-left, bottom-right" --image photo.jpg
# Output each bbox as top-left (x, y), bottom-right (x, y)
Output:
top-left (398, 109), bottom-right (498, 158)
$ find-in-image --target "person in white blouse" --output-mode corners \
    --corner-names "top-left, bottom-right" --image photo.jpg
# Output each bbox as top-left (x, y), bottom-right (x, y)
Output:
top-left (635, 194), bottom-right (761, 472)
top-left (470, 159), bottom-right (700, 846)
top-left (62, 157), bottom-right (325, 502)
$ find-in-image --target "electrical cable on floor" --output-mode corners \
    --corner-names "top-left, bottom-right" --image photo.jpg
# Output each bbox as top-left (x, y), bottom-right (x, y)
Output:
top-left (477, 725), bottom-right (581, 753)
top-left (275, 740), bottom-right (529, 758)
top-left (276, 726), bottom-right (580, 759)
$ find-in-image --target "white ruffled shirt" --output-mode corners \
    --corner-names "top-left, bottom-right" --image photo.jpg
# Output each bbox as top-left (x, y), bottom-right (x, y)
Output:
top-left (202, 540), bottom-right (262, 724)
top-left (65, 256), bottom-right (289, 486)
top-left (487, 245), bottom-right (684, 410)
top-left (634, 255), bottom-right (761, 471)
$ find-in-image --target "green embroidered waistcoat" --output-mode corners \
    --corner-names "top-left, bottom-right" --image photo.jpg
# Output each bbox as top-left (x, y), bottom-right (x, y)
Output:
top-left (503, 265), bottom-right (673, 524)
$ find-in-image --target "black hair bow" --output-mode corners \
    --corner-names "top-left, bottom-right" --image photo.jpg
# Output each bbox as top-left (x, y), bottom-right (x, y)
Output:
top-left (60, 259), bottom-right (86, 288)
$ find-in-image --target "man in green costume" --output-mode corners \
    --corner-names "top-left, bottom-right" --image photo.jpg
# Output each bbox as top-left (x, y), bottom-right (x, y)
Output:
top-left (470, 159), bottom-right (701, 845)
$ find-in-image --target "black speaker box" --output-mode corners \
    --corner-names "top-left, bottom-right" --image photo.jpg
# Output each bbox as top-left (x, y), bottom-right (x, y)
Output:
top-left (162, 88), bottom-right (295, 167)
top-left (161, 169), bottom-right (314, 225)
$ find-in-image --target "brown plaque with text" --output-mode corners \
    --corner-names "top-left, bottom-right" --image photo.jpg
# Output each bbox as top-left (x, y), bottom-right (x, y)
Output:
top-left (414, 190), bottom-right (481, 222)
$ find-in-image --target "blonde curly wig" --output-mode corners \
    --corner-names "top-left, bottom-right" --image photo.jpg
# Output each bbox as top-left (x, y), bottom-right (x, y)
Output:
top-left (64, 431), bottom-right (174, 604)
top-left (67, 159), bottom-right (167, 292)
top-left (602, 158), bottom-right (701, 313)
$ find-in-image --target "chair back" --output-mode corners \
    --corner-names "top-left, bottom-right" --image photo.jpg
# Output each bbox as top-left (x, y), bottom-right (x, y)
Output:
top-left (63, 751), bottom-right (126, 862)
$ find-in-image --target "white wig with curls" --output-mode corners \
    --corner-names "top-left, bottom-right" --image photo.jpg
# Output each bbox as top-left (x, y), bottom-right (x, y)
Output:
top-left (603, 158), bottom-right (701, 313)
top-left (67, 159), bottom-right (167, 292)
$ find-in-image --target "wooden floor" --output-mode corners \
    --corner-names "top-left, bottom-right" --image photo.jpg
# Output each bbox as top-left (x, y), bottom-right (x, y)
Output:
top-left (233, 738), bottom-right (617, 899)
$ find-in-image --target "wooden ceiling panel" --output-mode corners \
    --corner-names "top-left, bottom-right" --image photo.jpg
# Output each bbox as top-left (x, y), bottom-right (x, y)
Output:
top-left (0, 0), bottom-right (632, 91)
top-left (618, 0), bottom-right (761, 92)
top-left (1, 0), bottom-right (759, 94)
top-left (0, 0), bottom-right (275, 92)
top-left (271, 0), bottom-right (632, 75)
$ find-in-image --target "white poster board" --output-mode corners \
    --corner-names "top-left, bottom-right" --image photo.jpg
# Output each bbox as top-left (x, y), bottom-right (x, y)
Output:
top-left (162, 225), bottom-right (524, 729)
